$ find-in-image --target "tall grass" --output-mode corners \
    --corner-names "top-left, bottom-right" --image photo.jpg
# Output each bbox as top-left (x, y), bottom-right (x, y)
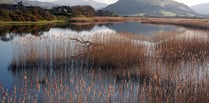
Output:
top-left (155, 31), bottom-right (209, 62)
top-left (142, 18), bottom-right (209, 30)
top-left (84, 34), bottom-right (145, 68)
top-left (3, 58), bottom-right (209, 103)
top-left (3, 30), bottom-right (209, 103)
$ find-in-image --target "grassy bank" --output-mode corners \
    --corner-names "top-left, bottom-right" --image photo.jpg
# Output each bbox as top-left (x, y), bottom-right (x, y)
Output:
top-left (69, 16), bottom-right (141, 23)
top-left (141, 18), bottom-right (209, 29)
top-left (1, 17), bottom-right (209, 29)
top-left (69, 17), bottom-right (209, 30)
top-left (0, 20), bottom-right (65, 26)
top-left (0, 17), bottom-right (133, 26)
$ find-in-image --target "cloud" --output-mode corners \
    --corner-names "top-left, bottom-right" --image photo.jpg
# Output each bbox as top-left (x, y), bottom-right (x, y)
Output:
top-left (94, 0), bottom-right (118, 4)
top-left (175, 0), bottom-right (209, 6)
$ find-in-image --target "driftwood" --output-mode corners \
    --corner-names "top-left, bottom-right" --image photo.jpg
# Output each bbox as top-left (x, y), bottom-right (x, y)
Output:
top-left (68, 37), bottom-right (104, 59)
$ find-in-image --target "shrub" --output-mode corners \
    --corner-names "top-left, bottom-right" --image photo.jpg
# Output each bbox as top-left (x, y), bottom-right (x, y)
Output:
top-left (71, 6), bottom-right (96, 17)
top-left (0, 9), bottom-right (12, 21)
top-left (10, 13), bottom-right (25, 21)
top-left (0, 5), bottom-right (56, 21)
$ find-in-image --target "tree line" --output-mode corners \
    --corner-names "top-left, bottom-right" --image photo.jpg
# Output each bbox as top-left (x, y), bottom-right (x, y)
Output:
top-left (0, 2), bottom-right (116, 21)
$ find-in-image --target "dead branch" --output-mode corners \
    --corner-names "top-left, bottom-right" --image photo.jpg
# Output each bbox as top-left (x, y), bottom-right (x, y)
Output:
top-left (69, 37), bottom-right (93, 45)
top-left (69, 37), bottom-right (104, 47)
top-left (68, 37), bottom-right (105, 59)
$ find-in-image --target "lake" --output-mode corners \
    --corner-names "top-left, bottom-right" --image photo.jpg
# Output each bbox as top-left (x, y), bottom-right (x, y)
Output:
top-left (0, 22), bottom-right (209, 102)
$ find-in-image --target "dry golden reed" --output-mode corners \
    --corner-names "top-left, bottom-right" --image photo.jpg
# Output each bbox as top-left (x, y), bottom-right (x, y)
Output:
top-left (3, 30), bottom-right (209, 103)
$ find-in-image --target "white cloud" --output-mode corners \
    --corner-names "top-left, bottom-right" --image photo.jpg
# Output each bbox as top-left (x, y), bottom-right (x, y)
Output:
top-left (29, 0), bottom-right (57, 2)
top-left (175, 0), bottom-right (209, 6)
top-left (94, 0), bottom-right (117, 4)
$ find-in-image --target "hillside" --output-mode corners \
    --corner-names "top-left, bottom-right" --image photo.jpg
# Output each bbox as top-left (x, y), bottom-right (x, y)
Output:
top-left (0, 0), bottom-right (57, 9)
top-left (0, 4), bottom-right (55, 21)
top-left (0, 0), bottom-right (108, 10)
top-left (191, 3), bottom-right (209, 15)
top-left (54, 0), bottom-right (108, 9)
top-left (103, 0), bottom-right (197, 17)
top-left (21, 0), bottom-right (57, 9)
top-left (0, 0), bottom-right (15, 4)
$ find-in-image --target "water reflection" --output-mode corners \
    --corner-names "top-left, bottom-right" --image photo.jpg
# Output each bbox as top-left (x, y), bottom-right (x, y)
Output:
top-left (105, 22), bottom-right (184, 35)
top-left (0, 22), bottom-right (185, 42)
top-left (0, 25), bottom-right (52, 36)
top-left (0, 23), bottom-right (98, 42)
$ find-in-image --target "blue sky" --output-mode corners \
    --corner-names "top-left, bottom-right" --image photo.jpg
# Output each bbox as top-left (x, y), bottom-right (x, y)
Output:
top-left (32, 0), bottom-right (209, 6)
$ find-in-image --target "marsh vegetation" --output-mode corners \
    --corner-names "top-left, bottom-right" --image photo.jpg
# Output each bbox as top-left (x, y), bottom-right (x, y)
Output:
top-left (0, 22), bottom-right (209, 103)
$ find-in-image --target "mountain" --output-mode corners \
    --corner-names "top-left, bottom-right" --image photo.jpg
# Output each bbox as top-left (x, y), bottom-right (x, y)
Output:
top-left (103, 0), bottom-right (198, 17)
top-left (0, 0), bottom-right (57, 9)
top-left (0, 0), bottom-right (108, 10)
top-left (191, 3), bottom-right (209, 15)
top-left (53, 0), bottom-right (108, 9)
top-left (21, 0), bottom-right (58, 9)
top-left (0, 0), bottom-right (15, 4)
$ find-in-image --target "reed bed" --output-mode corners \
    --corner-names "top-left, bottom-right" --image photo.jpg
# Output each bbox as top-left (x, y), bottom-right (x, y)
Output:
top-left (69, 17), bottom-right (141, 24)
top-left (155, 31), bottom-right (209, 62)
top-left (2, 56), bottom-right (209, 103)
top-left (142, 18), bottom-right (209, 30)
top-left (83, 33), bottom-right (146, 68)
top-left (10, 32), bottom-right (147, 68)
top-left (2, 30), bottom-right (209, 103)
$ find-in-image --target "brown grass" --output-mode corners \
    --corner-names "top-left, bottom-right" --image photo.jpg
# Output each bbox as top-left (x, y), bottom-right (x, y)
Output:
top-left (155, 31), bottom-right (209, 62)
top-left (142, 18), bottom-right (209, 29)
top-left (86, 34), bottom-right (145, 68)
top-left (69, 16), bottom-right (141, 24)
top-left (10, 32), bottom-right (147, 69)
top-left (10, 30), bottom-right (209, 67)
top-left (3, 30), bottom-right (209, 103)
top-left (70, 17), bottom-right (209, 30)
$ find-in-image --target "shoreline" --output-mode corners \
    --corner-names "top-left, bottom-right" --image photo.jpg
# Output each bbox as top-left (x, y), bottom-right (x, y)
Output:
top-left (0, 17), bottom-right (209, 30)
top-left (0, 20), bottom-right (65, 26)
top-left (141, 18), bottom-right (209, 29)
top-left (0, 17), bottom-right (141, 26)
top-left (69, 16), bottom-right (141, 23)
top-left (70, 17), bottom-right (209, 30)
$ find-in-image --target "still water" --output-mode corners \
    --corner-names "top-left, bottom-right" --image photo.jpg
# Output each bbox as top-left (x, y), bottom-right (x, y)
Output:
top-left (0, 22), bottom-right (209, 102)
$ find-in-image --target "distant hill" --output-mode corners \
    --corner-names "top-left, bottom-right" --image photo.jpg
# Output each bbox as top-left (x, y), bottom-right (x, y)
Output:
top-left (103, 0), bottom-right (198, 17)
top-left (0, 4), bottom-right (55, 21)
top-left (21, 0), bottom-right (58, 9)
top-left (0, 0), bottom-right (15, 4)
top-left (191, 3), bottom-right (209, 15)
top-left (0, 0), bottom-right (57, 9)
top-left (0, 0), bottom-right (108, 10)
top-left (53, 0), bottom-right (108, 9)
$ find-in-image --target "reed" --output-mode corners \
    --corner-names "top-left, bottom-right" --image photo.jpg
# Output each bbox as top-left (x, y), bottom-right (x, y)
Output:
top-left (83, 33), bottom-right (146, 68)
top-left (3, 30), bottom-right (209, 103)
top-left (142, 18), bottom-right (209, 30)
top-left (2, 59), bottom-right (209, 103)
top-left (155, 31), bottom-right (209, 62)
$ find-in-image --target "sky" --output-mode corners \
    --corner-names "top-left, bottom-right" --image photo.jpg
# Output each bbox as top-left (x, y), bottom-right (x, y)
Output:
top-left (31, 0), bottom-right (209, 6)
top-left (175, 0), bottom-right (209, 6)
